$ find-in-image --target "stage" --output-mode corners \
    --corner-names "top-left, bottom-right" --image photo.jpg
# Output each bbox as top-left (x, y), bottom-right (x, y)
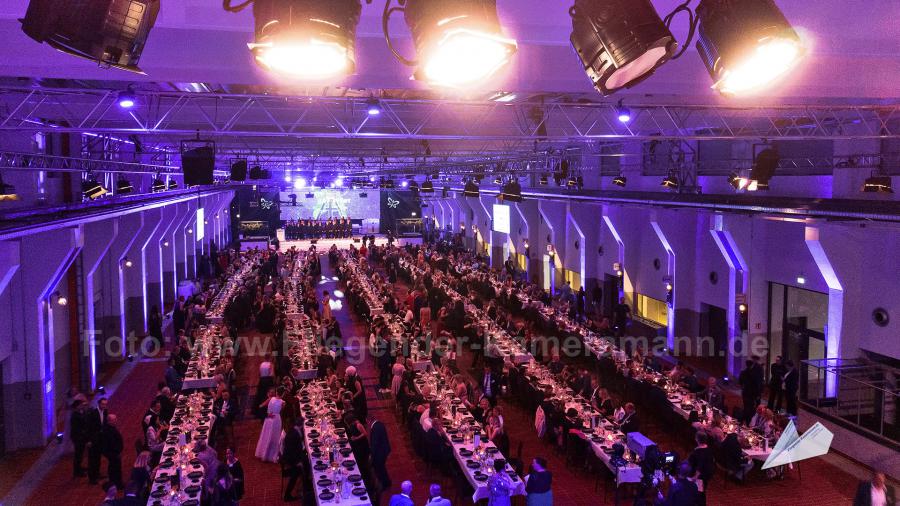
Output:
top-left (277, 233), bottom-right (421, 251)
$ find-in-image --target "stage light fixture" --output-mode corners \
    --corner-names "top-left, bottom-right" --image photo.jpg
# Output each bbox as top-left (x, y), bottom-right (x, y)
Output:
top-left (569, 0), bottom-right (676, 96)
top-left (386, 0), bottom-right (518, 88)
top-left (21, 0), bottom-right (160, 73)
top-left (400, 180), bottom-right (409, 188)
top-left (862, 173), bottom-right (893, 194)
top-left (366, 98), bottom-right (382, 116)
top-left (294, 177), bottom-right (307, 190)
top-left (616, 100), bottom-right (631, 123)
top-left (498, 179), bottom-right (523, 203)
top-left (408, 180), bottom-right (419, 192)
top-left (117, 90), bottom-right (136, 109)
top-left (695, 0), bottom-right (803, 95)
top-left (151, 176), bottom-right (166, 192)
top-left (463, 179), bottom-right (480, 198)
top-left (661, 173), bottom-right (679, 189)
top-left (168, 180), bottom-right (178, 190)
top-left (612, 174), bottom-right (627, 187)
top-left (493, 176), bottom-right (502, 185)
top-left (420, 179), bottom-right (434, 193)
top-left (539, 175), bottom-right (548, 186)
top-left (234, 0), bottom-right (362, 80)
top-left (0, 174), bottom-right (18, 201)
top-left (116, 178), bottom-right (133, 195)
top-left (82, 176), bottom-right (108, 200)
top-left (381, 178), bottom-right (395, 189)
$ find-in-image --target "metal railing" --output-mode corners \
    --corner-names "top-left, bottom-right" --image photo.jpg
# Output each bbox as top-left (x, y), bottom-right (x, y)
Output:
top-left (801, 358), bottom-right (899, 445)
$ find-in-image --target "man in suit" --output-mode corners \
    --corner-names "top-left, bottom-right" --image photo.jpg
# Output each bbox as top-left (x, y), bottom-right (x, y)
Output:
top-left (619, 403), bottom-right (640, 434)
top-left (369, 416), bottom-right (392, 489)
top-left (853, 470), bottom-right (895, 506)
top-left (700, 377), bottom-right (726, 412)
top-left (86, 397), bottom-right (108, 484)
top-left (212, 390), bottom-right (236, 445)
top-left (427, 483), bottom-right (452, 506)
top-left (783, 360), bottom-right (800, 416)
top-left (102, 414), bottom-right (124, 489)
top-left (767, 355), bottom-right (787, 412)
top-left (480, 364), bottom-right (501, 406)
top-left (389, 480), bottom-right (415, 506)
top-left (70, 399), bottom-right (88, 477)
top-left (739, 360), bottom-right (762, 424)
top-left (282, 418), bottom-right (306, 501)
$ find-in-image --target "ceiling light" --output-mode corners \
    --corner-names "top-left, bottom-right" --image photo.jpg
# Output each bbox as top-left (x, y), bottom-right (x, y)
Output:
top-left (463, 179), bottom-right (480, 198)
top-left (728, 172), bottom-right (749, 190)
top-left (862, 173), bottom-right (893, 194)
top-left (391, 0), bottom-right (518, 88)
top-left (612, 174), bottom-right (626, 187)
top-left (116, 178), bottom-right (133, 195)
top-left (366, 98), bottom-right (382, 116)
top-left (82, 177), bottom-right (108, 200)
top-left (0, 175), bottom-right (18, 201)
top-left (696, 0), bottom-right (803, 95)
top-left (499, 179), bottom-right (523, 203)
top-left (21, 0), bottom-right (161, 73)
top-left (570, 0), bottom-right (676, 95)
top-left (400, 180), bottom-right (409, 188)
top-left (294, 177), bottom-right (307, 190)
top-left (661, 173), bottom-right (679, 189)
top-left (117, 90), bottom-right (136, 109)
top-left (239, 0), bottom-right (362, 80)
top-left (616, 100), bottom-right (631, 123)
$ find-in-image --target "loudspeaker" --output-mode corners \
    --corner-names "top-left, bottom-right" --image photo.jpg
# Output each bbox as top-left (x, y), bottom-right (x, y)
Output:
top-left (230, 160), bottom-right (248, 182)
top-left (249, 165), bottom-right (270, 179)
top-left (182, 147), bottom-right (215, 185)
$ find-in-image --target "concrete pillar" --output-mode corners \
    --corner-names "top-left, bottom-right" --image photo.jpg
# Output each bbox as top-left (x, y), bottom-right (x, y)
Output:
top-left (142, 206), bottom-right (174, 329)
top-left (123, 211), bottom-right (162, 345)
top-left (538, 200), bottom-right (566, 294)
top-left (2, 228), bottom-right (79, 447)
top-left (99, 213), bottom-right (145, 360)
top-left (163, 203), bottom-right (194, 307)
top-left (569, 202), bottom-right (602, 293)
top-left (80, 220), bottom-right (119, 391)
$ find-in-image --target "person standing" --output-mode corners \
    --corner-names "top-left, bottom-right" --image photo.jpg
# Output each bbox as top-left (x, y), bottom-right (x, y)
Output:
top-left (524, 457), bottom-right (553, 506)
top-left (767, 355), bottom-right (787, 412)
top-left (853, 470), bottom-right (895, 506)
top-left (281, 418), bottom-right (305, 501)
top-left (102, 414), bottom-right (124, 489)
top-left (70, 399), bottom-right (88, 477)
top-left (739, 360), bottom-right (762, 425)
top-left (369, 416), bottom-right (392, 490)
top-left (687, 431), bottom-right (715, 506)
top-left (427, 483), bottom-right (452, 506)
top-left (226, 448), bottom-right (245, 503)
top-left (389, 481), bottom-right (415, 506)
top-left (86, 397), bottom-right (108, 484)
top-left (254, 387), bottom-right (284, 462)
top-left (487, 459), bottom-right (514, 506)
top-left (591, 284), bottom-right (603, 317)
top-left (575, 286), bottom-right (586, 319)
top-left (783, 360), bottom-right (800, 416)
top-left (148, 305), bottom-right (163, 345)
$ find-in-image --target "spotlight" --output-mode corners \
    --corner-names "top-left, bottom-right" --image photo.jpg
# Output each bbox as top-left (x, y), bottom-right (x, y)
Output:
top-left (294, 177), bottom-right (307, 190)
top-left (52, 291), bottom-right (67, 306)
top-left (862, 173), bottom-right (893, 194)
top-left (612, 174), bottom-right (627, 187)
top-left (567, 176), bottom-right (578, 188)
top-left (408, 180), bottom-right (419, 192)
top-left (21, 0), bottom-right (161, 73)
top-left (163, 240), bottom-right (169, 247)
top-left (97, 385), bottom-right (105, 394)
top-left (391, 0), bottom-right (518, 87)
top-left (127, 354), bottom-right (134, 362)
top-left (728, 172), bottom-right (750, 190)
top-left (661, 173), bottom-right (679, 189)
top-left (493, 176), bottom-right (502, 185)
top-left (122, 257), bottom-right (133, 268)
top-left (796, 275), bottom-right (806, 285)
top-left (151, 176), bottom-right (166, 192)
top-left (168, 179), bottom-right (178, 190)
top-left (539, 175), bottom-right (548, 186)
top-left (738, 303), bottom-right (747, 312)
top-left (55, 432), bottom-right (64, 444)
top-left (400, 180), bottom-right (409, 188)
top-left (420, 179), bottom-right (434, 193)
top-left (117, 90), bottom-right (136, 109)
top-left (749, 147), bottom-right (778, 190)
top-left (0, 174), bottom-right (18, 201)
top-left (498, 179), bottom-right (523, 203)
top-left (187, 228), bottom-right (193, 234)
top-left (116, 178), bottom-right (133, 195)
top-left (366, 98), bottom-right (382, 116)
top-left (616, 100), bottom-right (632, 123)
top-left (569, 0), bottom-right (676, 95)
top-left (239, 0), bottom-right (363, 79)
top-left (696, 0), bottom-right (803, 95)
top-left (463, 179), bottom-right (480, 198)
top-left (284, 173), bottom-right (292, 183)
top-left (82, 177), bottom-right (108, 200)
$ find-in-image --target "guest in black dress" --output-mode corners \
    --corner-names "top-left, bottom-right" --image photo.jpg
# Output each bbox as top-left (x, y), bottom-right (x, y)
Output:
top-left (225, 448), bottom-right (245, 501)
top-left (525, 457), bottom-right (553, 506)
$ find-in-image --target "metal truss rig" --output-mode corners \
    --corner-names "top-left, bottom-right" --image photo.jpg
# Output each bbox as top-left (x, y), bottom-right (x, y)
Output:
top-left (0, 86), bottom-right (897, 142)
top-left (0, 150), bottom-right (182, 175)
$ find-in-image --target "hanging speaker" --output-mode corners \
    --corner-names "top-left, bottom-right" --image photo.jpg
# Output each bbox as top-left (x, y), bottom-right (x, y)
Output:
top-left (230, 160), bottom-right (248, 182)
top-left (182, 147), bottom-right (214, 185)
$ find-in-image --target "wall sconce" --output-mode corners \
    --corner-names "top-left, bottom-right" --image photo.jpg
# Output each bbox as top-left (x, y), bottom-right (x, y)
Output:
top-left (52, 291), bottom-right (68, 306)
top-left (121, 257), bottom-right (133, 268)
top-left (187, 228), bottom-right (193, 234)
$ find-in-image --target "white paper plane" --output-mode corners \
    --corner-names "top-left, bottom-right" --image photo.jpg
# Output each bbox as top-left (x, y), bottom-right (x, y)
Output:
top-left (762, 420), bottom-right (834, 469)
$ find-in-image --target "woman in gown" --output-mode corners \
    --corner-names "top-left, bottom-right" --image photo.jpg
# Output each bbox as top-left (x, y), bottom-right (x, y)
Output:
top-left (487, 458), bottom-right (514, 506)
top-left (254, 387), bottom-right (284, 462)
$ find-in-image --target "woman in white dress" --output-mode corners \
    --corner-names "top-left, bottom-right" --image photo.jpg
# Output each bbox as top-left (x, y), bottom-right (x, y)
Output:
top-left (254, 387), bottom-right (284, 462)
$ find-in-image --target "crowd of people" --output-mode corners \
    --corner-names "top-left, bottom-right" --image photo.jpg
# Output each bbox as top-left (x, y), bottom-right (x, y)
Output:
top-left (283, 217), bottom-right (354, 240)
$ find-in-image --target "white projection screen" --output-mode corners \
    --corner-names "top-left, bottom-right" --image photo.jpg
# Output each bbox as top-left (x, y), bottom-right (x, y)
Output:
top-left (493, 204), bottom-right (511, 234)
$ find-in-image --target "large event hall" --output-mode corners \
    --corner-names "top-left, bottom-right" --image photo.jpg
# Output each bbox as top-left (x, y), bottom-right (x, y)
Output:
top-left (0, 0), bottom-right (897, 505)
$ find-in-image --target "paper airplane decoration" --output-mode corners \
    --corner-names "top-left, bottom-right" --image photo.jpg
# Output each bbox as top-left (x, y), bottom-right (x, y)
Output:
top-left (762, 420), bottom-right (833, 469)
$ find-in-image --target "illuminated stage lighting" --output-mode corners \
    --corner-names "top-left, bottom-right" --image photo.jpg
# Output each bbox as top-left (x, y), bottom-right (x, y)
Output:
top-left (0, 175), bottom-right (18, 201)
top-left (616, 100), bottom-right (631, 123)
top-left (236, 0), bottom-right (362, 80)
top-left (151, 177), bottom-right (166, 192)
top-left (661, 173), bottom-right (679, 189)
top-left (862, 173), bottom-right (893, 194)
top-left (569, 0), bottom-right (676, 96)
top-left (168, 179), bottom-right (178, 190)
top-left (463, 180), bottom-right (480, 198)
top-left (420, 179), bottom-right (434, 193)
top-left (388, 0), bottom-right (518, 88)
top-left (117, 90), bottom-right (136, 109)
top-left (539, 175), bottom-right (548, 186)
top-left (612, 174), bottom-right (626, 187)
top-left (498, 179), bottom-right (523, 203)
top-left (408, 180), bottom-right (419, 192)
top-left (695, 0), bottom-right (803, 95)
top-left (366, 98), bottom-right (382, 116)
top-left (82, 177), bottom-right (108, 200)
top-left (21, 0), bottom-right (161, 73)
top-left (116, 178), bottom-right (133, 194)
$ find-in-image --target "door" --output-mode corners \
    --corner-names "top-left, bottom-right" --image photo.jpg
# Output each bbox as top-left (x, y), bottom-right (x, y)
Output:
top-left (784, 319), bottom-right (826, 399)
top-left (700, 303), bottom-right (728, 359)
top-left (603, 274), bottom-right (618, 316)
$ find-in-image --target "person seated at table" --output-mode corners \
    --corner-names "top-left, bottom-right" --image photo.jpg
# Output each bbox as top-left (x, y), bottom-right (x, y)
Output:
top-left (678, 367), bottom-right (701, 393)
top-left (617, 403), bottom-right (640, 434)
top-left (656, 462), bottom-right (699, 506)
top-left (749, 405), bottom-right (768, 431)
top-left (720, 432), bottom-right (755, 481)
top-left (471, 397), bottom-right (491, 425)
top-left (420, 404), bottom-right (437, 431)
top-left (699, 377), bottom-right (726, 411)
top-left (592, 388), bottom-right (615, 417)
top-left (548, 353), bottom-right (565, 375)
top-left (668, 361), bottom-right (687, 383)
top-left (693, 412), bottom-right (726, 444)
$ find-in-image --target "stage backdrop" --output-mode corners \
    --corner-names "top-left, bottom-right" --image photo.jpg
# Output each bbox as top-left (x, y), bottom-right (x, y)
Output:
top-left (380, 189), bottom-right (421, 234)
top-left (279, 189), bottom-right (381, 223)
